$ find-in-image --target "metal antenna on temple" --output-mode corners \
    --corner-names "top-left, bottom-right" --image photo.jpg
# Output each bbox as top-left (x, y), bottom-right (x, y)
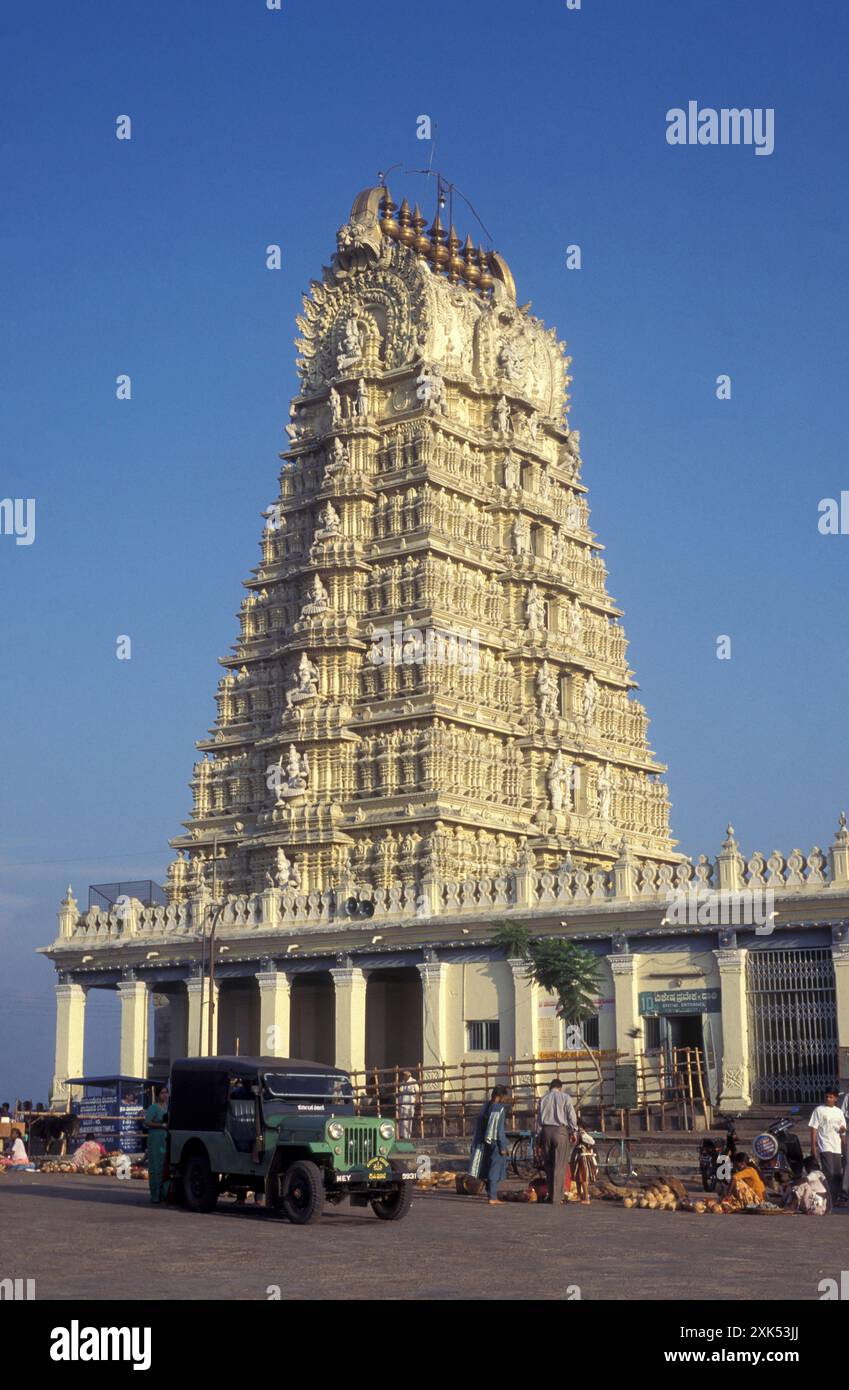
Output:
top-left (404, 168), bottom-right (494, 245)
top-left (377, 162), bottom-right (402, 187)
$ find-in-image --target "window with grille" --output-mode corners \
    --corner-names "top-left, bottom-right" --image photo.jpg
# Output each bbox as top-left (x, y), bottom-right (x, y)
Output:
top-left (563, 1015), bottom-right (600, 1048)
top-left (466, 1020), bottom-right (500, 1052)
top-left (644, 1016), bottom-right (661, 1049)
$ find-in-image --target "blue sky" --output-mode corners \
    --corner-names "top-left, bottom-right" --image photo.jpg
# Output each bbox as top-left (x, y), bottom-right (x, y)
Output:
top-left (2, 0), bottom-right (847, 1101)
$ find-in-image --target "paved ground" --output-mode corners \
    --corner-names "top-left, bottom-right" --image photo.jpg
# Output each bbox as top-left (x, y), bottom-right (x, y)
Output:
top-left (2, 1173), bottom-right (846, 1301)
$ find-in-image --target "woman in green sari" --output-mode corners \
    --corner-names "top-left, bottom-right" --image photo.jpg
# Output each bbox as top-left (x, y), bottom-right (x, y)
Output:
top-left (144, 1086), bottom-right (170, 1204)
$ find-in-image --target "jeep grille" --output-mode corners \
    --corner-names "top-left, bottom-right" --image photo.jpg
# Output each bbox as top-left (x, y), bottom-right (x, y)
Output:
top-left (345, 1123), bottom-right (379, 1166)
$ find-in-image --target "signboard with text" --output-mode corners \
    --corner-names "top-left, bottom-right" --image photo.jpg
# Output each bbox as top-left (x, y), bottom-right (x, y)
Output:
top-left (638, 989), bottom-right (721, 1016)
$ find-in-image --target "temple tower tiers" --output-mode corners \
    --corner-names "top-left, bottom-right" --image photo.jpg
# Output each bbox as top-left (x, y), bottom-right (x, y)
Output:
top-left (166, 186), bottom-right (677, 905)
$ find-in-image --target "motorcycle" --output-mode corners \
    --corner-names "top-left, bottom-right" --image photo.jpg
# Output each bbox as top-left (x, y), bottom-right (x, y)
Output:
top-left (698, 1116), bottom-right (738, 1192)
top-left (752, 1114), bottom-right (804, 1190)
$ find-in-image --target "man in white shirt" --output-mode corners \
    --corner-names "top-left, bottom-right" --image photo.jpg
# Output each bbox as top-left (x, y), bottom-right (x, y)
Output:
top-left (809, 1086), bottom-right (846, 1205)
top-left (536, 1079), bottom-right (578, 1206)
top-left (397, 1071), bottom-right (419, 1140)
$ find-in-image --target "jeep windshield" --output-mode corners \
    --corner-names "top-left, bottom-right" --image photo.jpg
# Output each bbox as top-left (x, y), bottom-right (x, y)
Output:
top-left (261, 1072), bottom-right (355, 1114)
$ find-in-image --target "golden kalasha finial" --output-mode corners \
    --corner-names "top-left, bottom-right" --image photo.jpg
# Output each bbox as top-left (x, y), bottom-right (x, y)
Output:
top-left (477, 245), bottom-right (494, 293)
top-left (462, 234), bottom-right (480, 287)
top-left (411, 204), bottom-right (430, 256)
top-left (397, 198), bottom-right (415, 247)
top-left (428, 211), bottom-right (449, 268)
top-left (380, 187), bottom-right (399, 239)
top-left (446, 224), bottom-right (463, 284)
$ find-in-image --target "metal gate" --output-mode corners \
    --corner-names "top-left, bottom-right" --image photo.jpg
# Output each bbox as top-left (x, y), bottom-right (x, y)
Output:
top-left (747, 948), bottom-right (838, 1105)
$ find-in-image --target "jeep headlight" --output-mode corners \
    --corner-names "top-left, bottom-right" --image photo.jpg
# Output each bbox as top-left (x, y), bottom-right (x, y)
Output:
top-left (328, 1122), bottom-right (344, 1141)
top-left (379, 1121), bottom-right (395, 1141)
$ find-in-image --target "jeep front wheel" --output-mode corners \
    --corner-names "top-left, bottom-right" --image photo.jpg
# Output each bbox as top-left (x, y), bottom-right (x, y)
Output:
top-left (280, 1161), bottom-right (325, 1225)
top-left (371, 1183), bottom-right (413, 1221)
top-left (182, 1152), bottom-right (219, 1213)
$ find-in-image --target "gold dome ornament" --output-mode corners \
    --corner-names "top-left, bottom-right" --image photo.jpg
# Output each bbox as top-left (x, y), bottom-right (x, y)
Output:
top-left (379, 188), bottom-right (400, 240)
top-left (396, 198), bottom-right (415, 247)
top-left (446, 225), bottom-right (464, 284)
top-left (477, 246), bottom-right (494, 294)
top-left (428, 212), bottom-right (449, 268)
top-left (462, 234), bottom-right (480, 287)
top-left (411, 204), bottom-right (430, 257)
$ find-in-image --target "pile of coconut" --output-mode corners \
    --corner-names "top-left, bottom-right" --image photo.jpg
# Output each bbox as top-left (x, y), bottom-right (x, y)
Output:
top-left (415, 1169), bottom-right (461, 1191)
top-left (589, 1176), bottom-right (782, 1213)
top-left (39, 1153), bottom-right (148, 1180)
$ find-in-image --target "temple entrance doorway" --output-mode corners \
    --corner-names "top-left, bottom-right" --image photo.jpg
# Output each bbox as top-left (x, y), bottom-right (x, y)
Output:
top-left (216, 981), bottom-right (260, 1057)
top-left (365, 968), bottom-right (423, 1070)
top-left (290, 972), bottom-right (335, 1065)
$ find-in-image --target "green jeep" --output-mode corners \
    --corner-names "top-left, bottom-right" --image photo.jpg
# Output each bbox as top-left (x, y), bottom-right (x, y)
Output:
top-left (167, 1056), bottom-right (417, 1224)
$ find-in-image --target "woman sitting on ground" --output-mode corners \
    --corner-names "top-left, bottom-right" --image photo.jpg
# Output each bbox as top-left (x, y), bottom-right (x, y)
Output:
top-left (70, 1133), bottom-right (106, 1169)
top-left (2, 1129), bottom-right (31, 1170)
top-left (723, 1151), bottom-right (766, 1208)
top-left (783, 1156), bottom-right (829, 1215)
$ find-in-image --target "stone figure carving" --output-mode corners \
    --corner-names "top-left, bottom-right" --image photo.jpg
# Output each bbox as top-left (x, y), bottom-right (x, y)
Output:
top-left (512, 515), bottom-right (531, 555)
top-left (547, 749), bottom-right (573, 812)
top-left (525, 583), bottom-right (546, 632)
top-left (568, 597), bottom-right (582, 643)
top-left (285, 404), bottom-right (302, 441)
top-left (286, 745), bottom-right (309, 790)
top-left (355, 378), bottom-right (369, 417)
top-left (336, 213), bottom-right (382, 263)
top-left (503, 451), bottom-right (521, 490)
top-left (315, 501), bottom-right (342, 538)
top-left (337, 317), bottom-right (363, 372)
top-left (526, 411), bottom-right (539, 442)
top-left (582, 673), bottom-right (598, 726)
top-left (499, 337), bottom-right (526, 383)
top-left (302, 574), bottom-right (331, 615)
top-left (495, 395), bottom-right (511, 435)
top-left (325, 437), bottom-right (348, 476)
top-left (537, 661), bottom-right (559, 717)
top-left (551, 529), bottom-right (567, 567)
top-left (597, 762), bottom-right (613, 820)
top-left (329, 386), bottom-right (342, 426)
top-left (285, 652), bottom-right (320, 708)
top-left (416, 362), bottom-right (446, 412)
top-left (265, 847), bottom-right (300, 890)
top-left (566, 495), bottom-right (581, 529)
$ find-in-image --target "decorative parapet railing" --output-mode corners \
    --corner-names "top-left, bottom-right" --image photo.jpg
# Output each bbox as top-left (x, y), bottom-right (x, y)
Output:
top-left (53, 818), bottom-right (849, 947)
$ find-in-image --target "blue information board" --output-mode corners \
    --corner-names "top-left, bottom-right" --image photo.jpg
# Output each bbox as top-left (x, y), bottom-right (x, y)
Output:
top-left (69, 1077), bottom-right (163, 1156)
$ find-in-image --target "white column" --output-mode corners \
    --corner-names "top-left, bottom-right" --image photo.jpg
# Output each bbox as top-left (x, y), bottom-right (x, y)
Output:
top-left (832, 943), bottom-right (849, 1089)
top-left (508, 958), bottom-right (539, 1061)
top-left (256, 969), bottom-right (292, 1057)
top-left (118, 979), bottom-right (149, 1077)
top-left (715, 948), bottom-right (752, 1107)
top-left (51, 981), bottom-right (87, 1108)
top-left (185, 975), bottom-right (219, 1057)
top-left (608, 953), bottom-right (641, 1059)
top-left (417, 960), bottom-right (449, 1068)
top-left (330, 967), bottom-right (367, 1074)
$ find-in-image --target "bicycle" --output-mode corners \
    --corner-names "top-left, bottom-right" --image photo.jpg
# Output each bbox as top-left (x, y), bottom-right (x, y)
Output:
top-left (508, 1130), bottom-right (542, 1180)
top-left (603, 1133), bottom-right (639, 1186)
